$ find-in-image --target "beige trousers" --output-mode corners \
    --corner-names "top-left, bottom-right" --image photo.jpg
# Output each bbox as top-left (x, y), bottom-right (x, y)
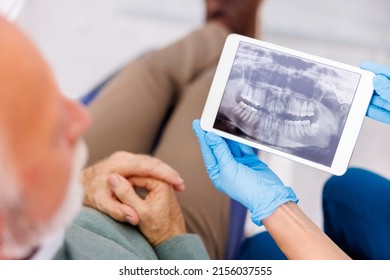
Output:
top-left (83, 23), bottom-right (230, 259)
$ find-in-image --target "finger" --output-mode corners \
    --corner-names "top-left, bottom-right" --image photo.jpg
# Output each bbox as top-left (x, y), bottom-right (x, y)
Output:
top-left (130, 177), bottom-right (170, 193)
top-left (205, 132), bottom-right (236, 169)
top-left (101, 199), bottom-right (140, 225)
top-left (115, 154), bottom-right (185, 192)
top-left (109, 174), bottom-right (144, 210)
top-left (237, 142), bottom-right (256, 157)
top-left (360, 61), bottom-right (390, 77)
top-left (226, 139), bottom-right (242, 157)
top-left (226, 139), bottom-right (256, 158)
top-left (366, 105), bottom-right (390, 125)
top-left (371, 95), bottom-right (390, 111)
top-left (134, 156), bottom-right (185, 192)
top-left (192, 119), bottom-right (219, 170)
top-left (237, 155), bottom-right (268, 171)
top-left (373, 75), bottom-right (390, 102)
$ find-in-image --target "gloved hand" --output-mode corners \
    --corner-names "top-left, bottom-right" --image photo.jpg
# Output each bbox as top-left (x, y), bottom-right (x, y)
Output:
top-left (192, 120), bottom-right (298, 226)
top-left (360, 61), bottom-right (390, 125)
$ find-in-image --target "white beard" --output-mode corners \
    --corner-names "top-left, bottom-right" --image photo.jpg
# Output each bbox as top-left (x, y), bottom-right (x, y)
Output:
top-left (0, 139), bottom-right (88, 259)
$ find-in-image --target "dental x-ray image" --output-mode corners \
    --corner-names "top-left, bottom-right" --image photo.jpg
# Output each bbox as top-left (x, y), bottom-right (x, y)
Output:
top-left (214, 41), bottom-right (362, 166)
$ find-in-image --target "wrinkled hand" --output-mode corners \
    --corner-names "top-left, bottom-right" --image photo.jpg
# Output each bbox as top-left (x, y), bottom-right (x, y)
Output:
top-left (192, 120), bottom-right (298, 226)
top-left (108, 174), bottom-right (186, 246)
top-left (81, 151), bottom-right (184, 224)
top-left (361, 61), bottom-right (390, 125)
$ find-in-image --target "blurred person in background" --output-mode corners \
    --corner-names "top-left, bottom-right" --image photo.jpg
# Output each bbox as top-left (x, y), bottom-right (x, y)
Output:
top-left (82, 0), bottom-right (264, 259)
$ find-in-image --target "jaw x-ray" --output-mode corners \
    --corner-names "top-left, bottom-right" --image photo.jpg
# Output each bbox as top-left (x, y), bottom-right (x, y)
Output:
top-left (214, 41), bottom-right (362, 166)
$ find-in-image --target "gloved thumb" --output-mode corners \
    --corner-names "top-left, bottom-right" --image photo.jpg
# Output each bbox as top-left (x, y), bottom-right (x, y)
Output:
top-left (192, 120), bottom-right (218, 169)
top-left (374, 75), bottom-right (390, 101)
top-left (206, 133), bottom-right (236, 168)
top-left (360, 61), bottom-right (390, 77)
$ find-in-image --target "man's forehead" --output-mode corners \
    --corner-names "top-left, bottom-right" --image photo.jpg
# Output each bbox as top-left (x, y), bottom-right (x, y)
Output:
top-left (0, 16), bottom-right (58, 104)
top-left (0, 18), bottom-right (43, 107)
top-left (0, 16), bottom-right (61, 157)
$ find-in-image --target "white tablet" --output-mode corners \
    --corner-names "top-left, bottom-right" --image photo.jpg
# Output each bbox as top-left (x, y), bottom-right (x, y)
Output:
top-left (201, 34), bottom-right (375, 175)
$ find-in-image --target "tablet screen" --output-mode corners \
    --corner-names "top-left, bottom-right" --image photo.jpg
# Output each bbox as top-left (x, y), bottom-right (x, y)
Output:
top-left (214, 41), bottom-right (362, 166)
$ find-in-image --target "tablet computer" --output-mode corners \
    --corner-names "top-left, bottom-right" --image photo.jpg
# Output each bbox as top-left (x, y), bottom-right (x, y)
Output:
top-left (200, 34), bottom-right (375, 175)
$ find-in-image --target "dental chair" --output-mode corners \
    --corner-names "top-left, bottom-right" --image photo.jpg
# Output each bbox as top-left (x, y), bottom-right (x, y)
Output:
top-left (80, 70), bottom-right (248, 260)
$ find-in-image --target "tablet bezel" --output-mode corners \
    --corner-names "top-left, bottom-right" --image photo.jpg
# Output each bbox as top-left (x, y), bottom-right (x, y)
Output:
top-left (201, 34), bottom-right (375, 175)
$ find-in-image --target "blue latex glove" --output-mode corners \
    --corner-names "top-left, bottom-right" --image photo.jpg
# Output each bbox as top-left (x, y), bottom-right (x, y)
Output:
top-left (360, 61), bottom-right (390, 125)
top-left (192, 120), bottom-right (298, 226)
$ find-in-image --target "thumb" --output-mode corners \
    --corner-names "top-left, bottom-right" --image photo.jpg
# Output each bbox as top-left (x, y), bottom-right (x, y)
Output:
top-left (205, 133), bottom-right (236, 169)
top-left (109, 174), bottom-right (144, 212)
top-left (374, 75), bottom-right (390, 102)
top-left (237, 142), bottom-right (256, 157)
top-left (226, 139), bottom-right (256, 158)
top-left (361, 61), bottom-right (390, 77)
top-left (192, 119), bottom-right (218, 170)
top-left (366, 105), bottom-right (390, 125)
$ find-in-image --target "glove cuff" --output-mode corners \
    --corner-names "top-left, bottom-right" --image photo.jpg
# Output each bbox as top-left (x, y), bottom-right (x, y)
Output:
top-left (250, 186), bottom-right (298, 226)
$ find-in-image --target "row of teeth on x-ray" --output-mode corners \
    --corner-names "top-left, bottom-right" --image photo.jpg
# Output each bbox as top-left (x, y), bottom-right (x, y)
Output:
top-left (232, 100), bottom-right (320, 138)
top-left (240, 85), bottom-right (316, 117)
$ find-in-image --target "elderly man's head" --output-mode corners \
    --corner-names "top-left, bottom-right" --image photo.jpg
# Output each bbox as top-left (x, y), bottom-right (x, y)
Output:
top-left (0, 17), bottom-right (90, 259)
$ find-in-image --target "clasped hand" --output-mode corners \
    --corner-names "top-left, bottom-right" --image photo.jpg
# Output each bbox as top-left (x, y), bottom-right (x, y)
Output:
top-left (108, 175), bottom-right (186, 246)
top-left (81, 151), bottom-right (186, 245)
